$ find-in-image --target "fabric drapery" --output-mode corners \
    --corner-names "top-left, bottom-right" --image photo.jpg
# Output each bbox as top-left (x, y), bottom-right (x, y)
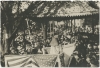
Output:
top-left (5, 54), bottom-right (58, 67)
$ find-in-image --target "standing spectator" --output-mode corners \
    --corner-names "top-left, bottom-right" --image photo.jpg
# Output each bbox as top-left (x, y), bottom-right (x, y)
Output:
top-left (86, 54), bottom-right (91, 67)
top-left (72, 53), bottom-right (83, 67)
top-left (87, 44), bottom-right (93, 54)
top-left (93, 43), bottom-right (99, 54)
top-left (90, 56), bottom-right (99, 67)
top-left (46, 38), bottom-right (50, 47)
top-left (26, 44), bottom-right (32, 54)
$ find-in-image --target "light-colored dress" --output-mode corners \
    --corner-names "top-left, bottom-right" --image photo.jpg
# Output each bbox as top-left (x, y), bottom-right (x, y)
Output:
top-left (50, 37), bottom-right (59, 54)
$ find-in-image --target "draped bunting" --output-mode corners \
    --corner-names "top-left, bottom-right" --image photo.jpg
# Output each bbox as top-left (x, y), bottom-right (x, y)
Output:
top-left (5, 43), bottom-right (75, 67)
top-left (5, 54), bottom-right (58, 67)
top-left (63, 43), bottom-right (76, 66)
top-left (45, 43), bottom-right (76, 67)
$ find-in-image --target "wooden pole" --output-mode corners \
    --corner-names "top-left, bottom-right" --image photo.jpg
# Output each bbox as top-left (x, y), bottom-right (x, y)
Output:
top-left (41, 23), bottom-right (43, 34)
top-left (92, 15), bottom-right (94, 34)
top-left (4, 28), bottom-right (8, 54)
top-left (74, 19), bottom-right (75, 33)
top-left (53, 21), bottom-right (54, 36)
top-left (2, 29), bottom-right (6, 55)
top-left (64, 20), bottom-right (66, 29)
top-left (66, 20), bottom-right (67, 29)
top-left (43, 23), bottom-right (45, 40)
top-left (43, 21), bottom-right (47, 40)
top-left (41, 23), bottom-right (44, 40)
top-left (45, 22), bottom-right (47, 40)
top-left (23, 21), bottom-right (26, 48)
top-left (71, 19), bottom-right (72, 33)
top-left (50, 22), bottom-right (51, 37)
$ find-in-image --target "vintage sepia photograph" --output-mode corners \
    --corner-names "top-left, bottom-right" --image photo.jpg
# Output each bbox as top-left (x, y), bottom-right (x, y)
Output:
top-left (1, 1), bottom-right (99, 67)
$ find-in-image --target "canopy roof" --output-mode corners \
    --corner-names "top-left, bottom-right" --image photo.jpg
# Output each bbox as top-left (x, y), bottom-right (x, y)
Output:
top-left (29, 1), bottom-right (99, 17)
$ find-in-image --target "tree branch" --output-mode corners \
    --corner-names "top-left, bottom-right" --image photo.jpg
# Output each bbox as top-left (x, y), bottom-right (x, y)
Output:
top-left (35, 2), bottom-right (48, 16)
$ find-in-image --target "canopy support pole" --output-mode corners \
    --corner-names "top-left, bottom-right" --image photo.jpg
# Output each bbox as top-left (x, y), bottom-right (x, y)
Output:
top-left (53, 21), bottom-right (55, 36)
top-left (92, 15), bottom-right (94, 34)
top-left (71, 19), bottom-right (72, 33)
top-left (42, 20), bottom-right (48, 40)
top-left (74, 19), bottom-right (75, 34)
top-left (50, 22), bottom-right (51, 38)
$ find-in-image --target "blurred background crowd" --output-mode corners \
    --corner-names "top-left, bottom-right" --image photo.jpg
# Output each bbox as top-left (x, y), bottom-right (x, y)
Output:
top-left (1, 24), bottom-right (99, 67)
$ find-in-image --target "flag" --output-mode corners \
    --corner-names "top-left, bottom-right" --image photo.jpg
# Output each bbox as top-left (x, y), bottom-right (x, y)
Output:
top-left (63, 43), bottom-right (76, 66)
top-left (33, 54), bottom-right (57, 67)
top-left (5, 54), bottom-right (58, 67)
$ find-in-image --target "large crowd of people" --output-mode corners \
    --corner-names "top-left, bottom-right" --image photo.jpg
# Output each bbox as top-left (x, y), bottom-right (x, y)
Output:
top-left (9, 28), bottom-right (76, 55)
top-left (1, 25), bottom-right (99, 67)
top-left (70, 38), bottom-right (99, 67)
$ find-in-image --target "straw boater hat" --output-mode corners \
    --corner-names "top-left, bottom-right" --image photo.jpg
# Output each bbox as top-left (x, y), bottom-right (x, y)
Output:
top-left (50, 37), bottom-right (58, 47)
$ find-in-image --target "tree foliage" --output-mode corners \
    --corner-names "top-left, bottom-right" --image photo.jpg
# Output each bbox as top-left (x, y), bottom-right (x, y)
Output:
top-left (1, 1), bottom-right (44, 53)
